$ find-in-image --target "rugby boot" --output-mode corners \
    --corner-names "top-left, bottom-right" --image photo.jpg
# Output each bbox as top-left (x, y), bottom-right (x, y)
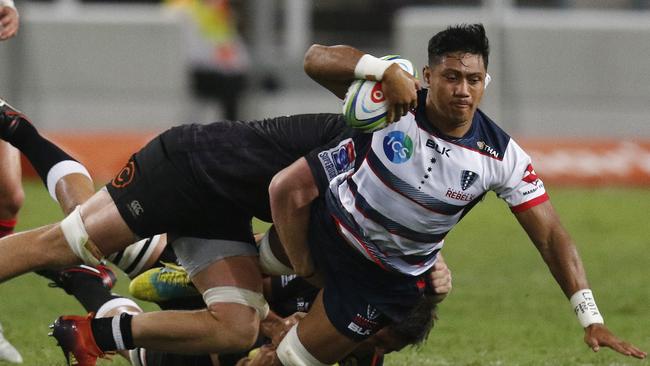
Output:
top-left (128, 262), bottom-right (198, 302)
top-left (49, 313), bottom-right (104, 366)
top-left (37, 264), bottom-right (117, 294)
top-left (0, 323), bottom-right (22, 363)
top-left (0, 98), bottom-right (29, 140)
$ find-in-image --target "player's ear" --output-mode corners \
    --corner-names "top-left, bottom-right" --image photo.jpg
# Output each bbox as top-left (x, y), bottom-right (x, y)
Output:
top-left (423, 66), bottom-right (430, 85)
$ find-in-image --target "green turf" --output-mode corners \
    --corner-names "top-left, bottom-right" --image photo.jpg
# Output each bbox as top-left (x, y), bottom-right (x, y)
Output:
top-left (0, 181), bottom-right (648, 365)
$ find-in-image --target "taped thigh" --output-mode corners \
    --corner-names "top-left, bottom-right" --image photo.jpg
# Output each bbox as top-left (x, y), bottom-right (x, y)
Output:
top-left (60, 205), bottom-right (104, 266)
top-left (203, 286), bottom-right (269, 320)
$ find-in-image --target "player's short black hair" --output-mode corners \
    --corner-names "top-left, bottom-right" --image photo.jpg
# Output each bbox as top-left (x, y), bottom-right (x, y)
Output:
top-left (387, 295), bottom-right (438, 346)
top-left (427, 23), bottom-right (490, 70)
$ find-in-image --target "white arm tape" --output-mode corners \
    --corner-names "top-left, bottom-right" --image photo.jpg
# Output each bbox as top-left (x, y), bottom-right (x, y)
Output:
top-left (46, 160), bottom-right (93, 202)
top-left (60, 205), bottom-right (104, 266)
top-left (276, 324), bottom-right (330, 366)
top-left (203, 286), bottom-right (270, 320)
top-left (354, 54), bottom-right (394, 81)
top-left (258, 230), bottom-right (294, 276)
top-left (570, 289), bottom-right (604, 328)
top-left (0, 0), bottom-right (16, 10)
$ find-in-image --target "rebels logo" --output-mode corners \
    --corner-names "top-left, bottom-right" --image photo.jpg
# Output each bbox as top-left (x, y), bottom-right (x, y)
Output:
top-left (522, 164), bottom-right (539, 185)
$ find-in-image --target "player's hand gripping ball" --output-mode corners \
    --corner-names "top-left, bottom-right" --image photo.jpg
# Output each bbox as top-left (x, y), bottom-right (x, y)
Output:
top-left (342, 55), bottom-right (416, 133)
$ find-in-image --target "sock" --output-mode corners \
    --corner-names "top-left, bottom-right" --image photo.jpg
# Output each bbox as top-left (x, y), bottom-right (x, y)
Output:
top-left (0, 218), bottom-right (16, 238)
top-left (67, 276), bottom-right (120, 314)
top-left (0, 116), bottom-right (79, 187)
top-left (91, 313), bottom-right (134, 351)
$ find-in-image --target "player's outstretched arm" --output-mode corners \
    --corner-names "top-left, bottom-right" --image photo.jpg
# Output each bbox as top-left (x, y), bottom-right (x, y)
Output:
top-left (0, 0), bottom-right (19, 40)
top-left (514, 200), bottom-right (646, 359)
top-left (304, 44), bottom-right (419, 123)
top-left (269, 157), bottom-right (319, 278)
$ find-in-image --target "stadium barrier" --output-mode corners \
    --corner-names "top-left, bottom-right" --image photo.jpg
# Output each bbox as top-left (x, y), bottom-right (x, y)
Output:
top-left (19, 134), bottom-right (650, 187)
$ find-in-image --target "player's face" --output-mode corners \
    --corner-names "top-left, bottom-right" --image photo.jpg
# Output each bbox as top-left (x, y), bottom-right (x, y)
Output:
top-left (424, 52), bottom-right (487, 128)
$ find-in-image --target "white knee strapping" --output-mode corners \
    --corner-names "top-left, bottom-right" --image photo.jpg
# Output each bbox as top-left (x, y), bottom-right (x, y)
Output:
top-left (258, 230), bottom-right (294, 276)
top-left (95, 297), bottom-right (143, 318)
top-left (203, 286), bottom-right (270, 320)
top-left (276, 324), bottom-right (329, 366)
top-left (60, 206), bottom-right (104, 266)
top-left (46, 160), bottom-right (93, 202)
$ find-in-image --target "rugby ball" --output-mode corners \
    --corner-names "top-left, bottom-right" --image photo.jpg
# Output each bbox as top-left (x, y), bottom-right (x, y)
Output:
top-left (342, 55), bottom-right (416, 133)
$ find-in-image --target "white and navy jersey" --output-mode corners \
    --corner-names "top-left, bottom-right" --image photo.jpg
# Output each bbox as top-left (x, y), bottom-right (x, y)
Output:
top-left (310, 89), bottom-right (548, 276)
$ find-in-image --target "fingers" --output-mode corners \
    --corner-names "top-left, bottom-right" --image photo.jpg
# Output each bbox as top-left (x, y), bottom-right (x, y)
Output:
top-left (584, 326), bottom-right (647, 359)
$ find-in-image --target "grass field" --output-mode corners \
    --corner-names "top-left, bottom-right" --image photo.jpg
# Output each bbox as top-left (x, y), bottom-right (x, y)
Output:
top-left (0, 181), bottom-right (648, 366)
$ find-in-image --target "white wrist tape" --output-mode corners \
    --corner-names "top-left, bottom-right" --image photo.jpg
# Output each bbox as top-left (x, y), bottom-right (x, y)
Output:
top-left (570, 289), bottom-right (604, 328)
top-left (354, 54), bottom-right (394, 81)
top-left (0, 0), bottom-right (15, 10)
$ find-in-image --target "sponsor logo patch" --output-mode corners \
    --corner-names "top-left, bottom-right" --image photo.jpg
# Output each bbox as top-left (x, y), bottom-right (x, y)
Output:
top-left (317, 139), bottom-right (356, 181)
top-left (426, 139), bottom-right (451, 157)
top-left (522, 164), bottom-right (539, 185)
top-left (128, 200), bottom-right (144, 217)
top-left (477, 140), bottom-right (500, 159)
top-left (112, 160), bottom-right (136, 188)
top-left (347, 305), bottom-right (381, 336)
top-left (383, 131), bottom-right (413, 164)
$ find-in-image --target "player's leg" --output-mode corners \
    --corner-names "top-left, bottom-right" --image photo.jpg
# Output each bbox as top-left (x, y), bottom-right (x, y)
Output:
top-left (0, 141), bottom-right (23, 238)
top-left (0, 321), bottom-right (22, 364)
top-left (53, 237), bottom-right (265, 358)
top-left (277, 291), bottom-right (358, 365)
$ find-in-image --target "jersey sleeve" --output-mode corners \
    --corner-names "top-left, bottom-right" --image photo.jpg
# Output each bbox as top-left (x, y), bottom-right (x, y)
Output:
top-left (492, 139), bottom-right (549, 213)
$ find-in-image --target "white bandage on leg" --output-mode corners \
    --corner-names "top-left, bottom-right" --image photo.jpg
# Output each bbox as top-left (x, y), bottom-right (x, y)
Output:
top-left (354, 54), bottom-right (395, 81)
top-left (570, 289), bottom-right (604, 328)
top-left (46, 160), bottom-right (93, 202)
top-left (258, 230), bottom-right (294, 276)
top-left (276, 324), bottom-right (329, 366)
top-left (203, 286), bottom-right (270, 320)
top-left (95, 297), bottom-right (143, 318)
top-left (60, 206), bottom-right (104, 266)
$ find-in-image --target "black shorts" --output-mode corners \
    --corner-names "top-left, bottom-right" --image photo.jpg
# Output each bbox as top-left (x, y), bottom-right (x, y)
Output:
top-left (308, 198), bottom-right (428, 342)
top-left (106, 131), bottom-right (254, 244)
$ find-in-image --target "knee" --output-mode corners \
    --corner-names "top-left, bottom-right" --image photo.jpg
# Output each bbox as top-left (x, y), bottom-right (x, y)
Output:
top-left (0, 187), bottom-right (24, 218)
top-left (207, 303), bottom-right (259, 352)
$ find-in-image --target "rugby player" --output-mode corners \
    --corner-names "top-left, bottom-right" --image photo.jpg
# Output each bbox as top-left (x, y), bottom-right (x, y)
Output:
top-left (0, 94), bottom-right (436, 365)
top-left (0, 1), bottom-right (26, 361)
top-left (267, 23), bottom-right (647, 364)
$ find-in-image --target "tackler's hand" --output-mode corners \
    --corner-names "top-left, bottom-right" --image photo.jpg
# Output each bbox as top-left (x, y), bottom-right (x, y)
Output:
top-left (429, 254), bottom-right (452, 303)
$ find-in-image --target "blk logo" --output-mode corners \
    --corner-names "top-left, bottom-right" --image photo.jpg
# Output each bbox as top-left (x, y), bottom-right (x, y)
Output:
top-left (426, 139), bottom-right (451, 157)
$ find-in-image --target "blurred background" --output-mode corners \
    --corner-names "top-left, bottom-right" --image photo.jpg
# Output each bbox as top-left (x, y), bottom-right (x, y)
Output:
top-left (1, 0), bottom-right (650, 185)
